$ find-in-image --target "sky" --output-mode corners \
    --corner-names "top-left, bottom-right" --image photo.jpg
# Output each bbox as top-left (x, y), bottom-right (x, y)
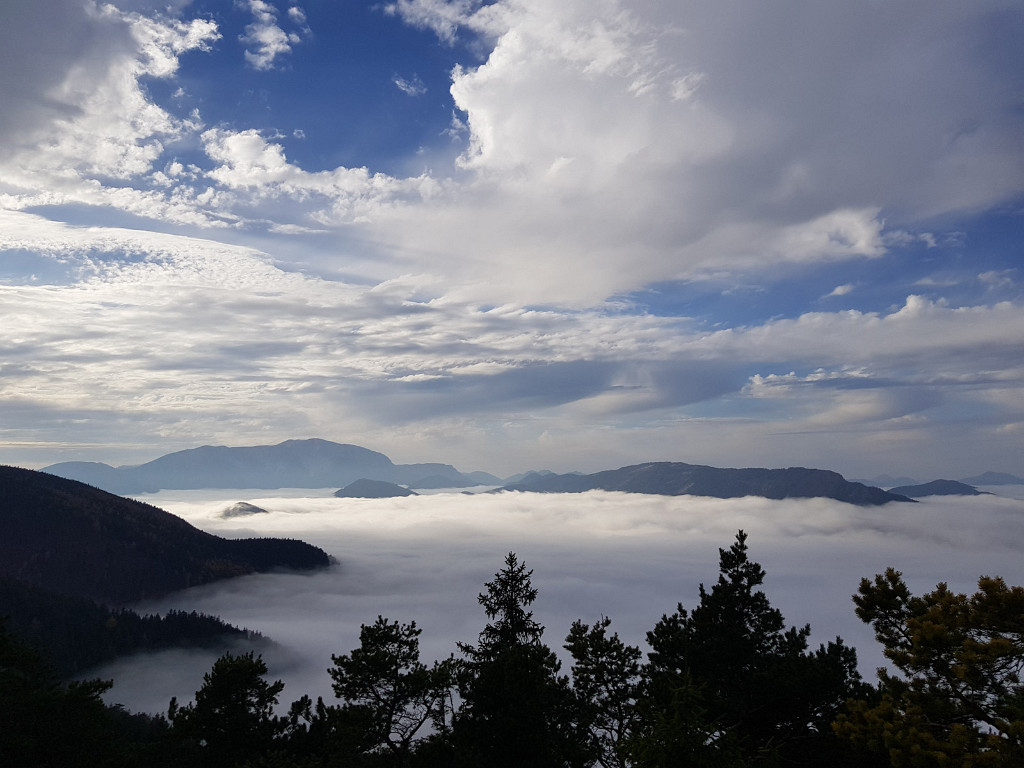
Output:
top-left (91, 486), bottom-right (1024, 715)
top-left (1, 0), bottom-right (1023, 479)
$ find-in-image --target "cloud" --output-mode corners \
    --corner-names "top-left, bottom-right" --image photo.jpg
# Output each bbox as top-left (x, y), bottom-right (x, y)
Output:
top-left (239, 0), bottom-right (308, 71)
top-left (200, 128), bottom-right (439, 224)
top-left (89, 488), bottom-right (1024, 716)
top-left (824, 284), bottom-right (855, 298)
top-left (1, 207), bottom-right (1019, 477)
top-left (0, 2), bottom-right (219, 223)
top-left (5, 1), bottom-right (1023, 305)
top-left (342, 0), bottom-right (1024, 304)
top-left (0, 1), bottom-right (1021, 479)
top-left (393, 74), bottom-right (427, 96)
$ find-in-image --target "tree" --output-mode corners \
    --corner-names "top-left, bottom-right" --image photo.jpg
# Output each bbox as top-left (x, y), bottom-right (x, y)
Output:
top-left (0, 618), bottom-right (122, 767)
top-left (565, 616), bottom-right (643, 768)
top-left (644, 530), bottom-right (864, 765)
top-left (835, 568), bottom-right (1024, 766)
top-left (168, 650), bottom-right (285, 767)
top-left (328, 615), bottom-right (455, 766)
top-left (452, 552), bottom-right (581, 767)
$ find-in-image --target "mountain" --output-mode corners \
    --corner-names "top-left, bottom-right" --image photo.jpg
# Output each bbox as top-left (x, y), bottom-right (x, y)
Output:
top-left (408, 473), bottom-right (476, 489)
top-left (502, 469), bottom-right (558, 484)
top-left (852, 473), bottom-right (918, 488)
top-left (499, 462), bottom-right (912, 505)
top-left (0, 465), bottom-right (330, 605)
top-left (222, 501), bottom-right (270, 518)
top-left (888, 479), bottom-right (988, 498)
top-left (463, 470), bottom-right (504, 485)
top-left (43, 438), bottom-right (477, 494)
top-left (958, 471), bottom-right (1024, 486)
top-left (334, 478), bottom-right (417, 498)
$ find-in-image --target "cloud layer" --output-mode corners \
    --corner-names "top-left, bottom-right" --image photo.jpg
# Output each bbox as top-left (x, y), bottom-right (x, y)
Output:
top-left (91, 488), bottom-right (1024, 716)
top-left (0, 0), bottom-right (1022, 477)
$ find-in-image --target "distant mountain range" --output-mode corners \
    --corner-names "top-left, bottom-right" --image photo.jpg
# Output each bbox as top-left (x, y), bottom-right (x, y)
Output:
top-left (43, 438), bottom-right (500, 495)
top-left (499, 462), bottom-right (912, 505)
top-left (887, 480), bottom-right (989, 498)
top-left (39, 437), bottom-right (1019, 503)
top-left (957, 471), bottom-right (1024, 486)
top-left (855, 471), bottom-right (1024, 489)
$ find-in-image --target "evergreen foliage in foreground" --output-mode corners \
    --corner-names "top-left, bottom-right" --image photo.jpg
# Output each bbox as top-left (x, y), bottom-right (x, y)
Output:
top-left (4, 530), bottom-right (1022, 766)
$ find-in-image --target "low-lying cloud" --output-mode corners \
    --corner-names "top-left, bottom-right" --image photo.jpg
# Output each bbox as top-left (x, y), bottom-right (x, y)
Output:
top-left (93, 488), bottom-right (1024, 716)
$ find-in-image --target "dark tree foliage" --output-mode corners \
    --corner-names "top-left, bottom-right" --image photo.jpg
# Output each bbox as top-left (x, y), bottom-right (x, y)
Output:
top-left (565, 616), bottom-right (644, 768)
top-left (835, 569), bottom-right (1024, 766)
top-left (0, 464), bottom-right (329, 605)
top-left (0, 617), bottom-right (129, 767)
top-left (1, 574), bottom-right (261, 676)
top-left (168, 650), bottom-right (286, 767)
top-left (13, 530), bottom-right (1001, 768)
top-left (452, 552), bottom-right (583, 768)
top-left (279, 693), bottom-right (389, 767)
top-left (328, 616), bottom-right (455, 766)
top-left (643, 530), bottom-right (866, 765)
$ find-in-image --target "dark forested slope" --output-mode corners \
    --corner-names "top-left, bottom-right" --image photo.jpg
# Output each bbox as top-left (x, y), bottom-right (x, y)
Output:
top-left (0, 465), bottom-right (330, 605)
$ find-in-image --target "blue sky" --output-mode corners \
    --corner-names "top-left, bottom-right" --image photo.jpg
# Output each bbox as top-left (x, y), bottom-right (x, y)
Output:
top-left (0, 0), bottom-right (1022, 479)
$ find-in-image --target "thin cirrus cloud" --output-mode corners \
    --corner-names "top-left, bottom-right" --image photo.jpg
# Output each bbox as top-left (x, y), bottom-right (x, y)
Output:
top-left (0, 0), bottom-right (1021, 477)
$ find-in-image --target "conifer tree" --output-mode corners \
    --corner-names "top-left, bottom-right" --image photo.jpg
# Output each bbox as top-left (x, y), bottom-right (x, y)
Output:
top-left (645, 530), bottom-right (863, 764)
top-left (328, 615), bottom-right (455, 766)
top-left (453, 552), bottom-right (581, 767)
top-left (168, 650), bottom-right (285, 767)
top-left (835, 569), bottom-right (1024, 766)
top-left (565, 616), bottom-right (643, 768)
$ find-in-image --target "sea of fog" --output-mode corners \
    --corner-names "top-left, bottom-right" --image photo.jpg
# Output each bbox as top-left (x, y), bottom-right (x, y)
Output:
top-left (91, 486), bottom-right (1024, 716)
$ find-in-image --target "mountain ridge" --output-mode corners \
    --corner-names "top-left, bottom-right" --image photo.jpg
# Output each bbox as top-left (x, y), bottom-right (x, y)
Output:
top-left (39, 437), bottom-right (1014, 503)
top-left (499, 462), bottom-right (912, 505)
top-left (43, 438), bottom-right (476, 494)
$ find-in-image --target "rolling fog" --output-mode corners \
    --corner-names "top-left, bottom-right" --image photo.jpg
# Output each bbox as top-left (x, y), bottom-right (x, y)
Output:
top-left (93, 488), bottom-right (1024, 716)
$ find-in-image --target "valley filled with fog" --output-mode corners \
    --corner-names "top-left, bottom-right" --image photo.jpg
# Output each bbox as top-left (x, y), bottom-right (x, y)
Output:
top-left (94, 487), bottom-right (1024, 715)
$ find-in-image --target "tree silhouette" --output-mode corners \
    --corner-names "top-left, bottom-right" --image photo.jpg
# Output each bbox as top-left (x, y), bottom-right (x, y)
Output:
top-left (645, 530), bottom-right (863, 764)
top-left (168, 650), bottom-right (285, 766)
top-left (453, 552), bottom-right (581, 767)
top-left (329, 615), bottom-right (455, 766)
top-left (836, 569), bottom-right (1024, 765)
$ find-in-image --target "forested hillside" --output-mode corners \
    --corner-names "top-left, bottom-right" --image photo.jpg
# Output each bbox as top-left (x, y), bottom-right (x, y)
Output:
top-left (0, 465), bottom-right (330, 604)
top-left (0, 465), bottom-right (329, 676)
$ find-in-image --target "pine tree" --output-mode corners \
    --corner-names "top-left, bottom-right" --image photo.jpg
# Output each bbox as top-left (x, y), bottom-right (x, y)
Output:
top-left (644, 530), bottom-right (863, 765)
top-left (565, 616), bottom-right (643, 768)
top-left (328, 615), bottom-right (455, 766)
top-left (452, 552), bottom-right (581, 767)
top-left (168, 650), bottom-right (285, 766)
top-left (835, 569), bottom-right (1024, 766)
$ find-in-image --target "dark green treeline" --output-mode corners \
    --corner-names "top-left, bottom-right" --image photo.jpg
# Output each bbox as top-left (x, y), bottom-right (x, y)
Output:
top-left (4, 530), bottom-right (1023, 767)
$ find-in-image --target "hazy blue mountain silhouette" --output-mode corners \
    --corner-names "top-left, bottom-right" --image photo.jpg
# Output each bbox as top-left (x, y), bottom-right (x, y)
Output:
top-left (888, 479), bottom-right (988, 498)
top-left (958, 471), bottom-right (1024, 486)
top-left (852, 473), bottom-right (918, 488)
top-left (334, 478), bottom-right (418, 498)
top-left (500, 462), bottom-right (911, 505)
top-left (43, 438), bottom-right (473, 494)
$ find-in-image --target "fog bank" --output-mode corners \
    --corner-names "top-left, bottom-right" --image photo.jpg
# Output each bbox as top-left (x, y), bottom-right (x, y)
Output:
top-left (93, 488), bottom-right (1024, 715)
